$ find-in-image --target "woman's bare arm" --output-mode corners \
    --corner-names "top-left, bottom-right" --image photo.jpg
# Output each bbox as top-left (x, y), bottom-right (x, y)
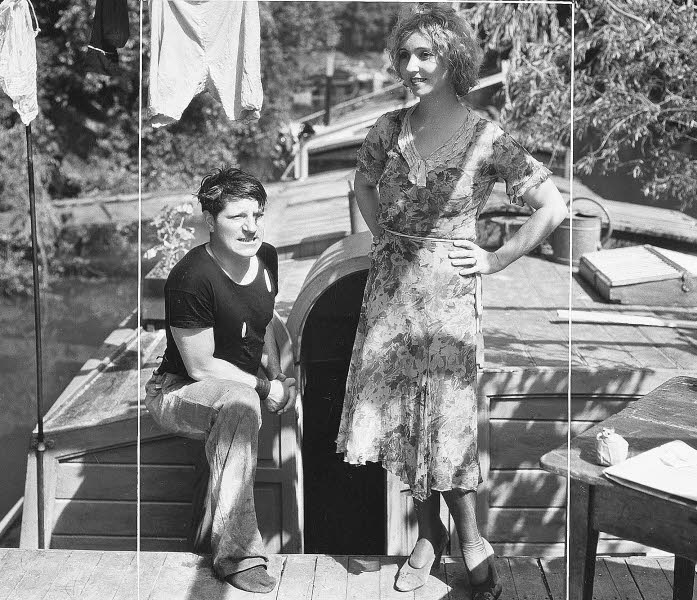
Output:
top-left (450, 178), bottom-right (568, 275)
top-left (354, 171), bottom-right (382, 237)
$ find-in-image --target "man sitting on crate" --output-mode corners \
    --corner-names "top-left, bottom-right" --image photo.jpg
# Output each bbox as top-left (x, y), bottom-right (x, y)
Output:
top-left (144, 167), bottom-right (296, 594)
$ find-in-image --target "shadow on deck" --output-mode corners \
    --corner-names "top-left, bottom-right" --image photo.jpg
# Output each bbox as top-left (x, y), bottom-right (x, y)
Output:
top-left (0, 548), bottom-right (694, 600)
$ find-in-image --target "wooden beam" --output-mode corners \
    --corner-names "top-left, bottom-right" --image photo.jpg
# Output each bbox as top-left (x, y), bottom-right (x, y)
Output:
top-left (554, 310), bottom-right (697, 329)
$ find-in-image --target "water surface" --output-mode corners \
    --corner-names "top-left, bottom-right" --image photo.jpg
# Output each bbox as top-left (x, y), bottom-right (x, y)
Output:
top-left (0, 277), bottom-right (137, 524)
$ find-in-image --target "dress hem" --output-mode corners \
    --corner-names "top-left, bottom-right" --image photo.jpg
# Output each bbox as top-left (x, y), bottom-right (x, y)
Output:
top-left (335, 449), bottom-right (480, 500)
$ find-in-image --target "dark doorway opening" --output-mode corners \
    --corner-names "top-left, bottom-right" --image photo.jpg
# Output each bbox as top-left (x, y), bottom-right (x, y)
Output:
top-left (301, 270), bottom-right (386, 555)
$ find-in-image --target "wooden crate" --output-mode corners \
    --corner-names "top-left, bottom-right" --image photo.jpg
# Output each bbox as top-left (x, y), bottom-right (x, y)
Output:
top-left (579, 245), bottom-right (697, 306)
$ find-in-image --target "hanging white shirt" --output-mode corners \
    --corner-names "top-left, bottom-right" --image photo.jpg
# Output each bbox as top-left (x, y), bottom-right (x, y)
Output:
top-left (148, 0), bottom-right (263, 128)
top-left (0, 0), bottom-right (39, 125)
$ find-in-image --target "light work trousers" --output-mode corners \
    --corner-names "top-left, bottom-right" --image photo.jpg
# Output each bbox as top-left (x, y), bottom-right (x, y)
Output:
top-left (144, 371), bottom-right (267, 578)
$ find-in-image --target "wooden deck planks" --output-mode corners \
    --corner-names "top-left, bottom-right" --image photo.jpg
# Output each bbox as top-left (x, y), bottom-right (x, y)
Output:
top-left (276, 554), bottom-right (317, 599)
top-left (604, 557), bottom-right (643, 600)
top-left (42, 550), bottom-right (103, 600)
top-left (507, 557), bottom-right (551, 599)
top-left (443, 557), bottom-right (471, 600)
top-left (0, 549), bottom-right (693, 599)
top-left (311, 555), bottom-right (348, 600)
top-left (592, 558), bottom-right (623, 600)
top-left (79, 551), bottom-right (136, 600)
top-left (10, 549), bottom-right (70, 600)
top-left (147, 552), bottom-right (202, 600)
top-left (346, 556), bottom-right (381, 600)
top-left (0, 549), bottom-right (40, 600)
top-left (625, 557), bottom-right (674, 600)
top-left (539, 557), bottom-right (565, 600)
top-left (119, 551), bottom-right (168, 600)
top-left (494, 557), bottom-right (519, 600)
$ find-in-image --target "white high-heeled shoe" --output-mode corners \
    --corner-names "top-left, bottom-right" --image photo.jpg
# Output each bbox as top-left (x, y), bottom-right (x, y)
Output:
top-left (394, 531), bottom-right (449, 592)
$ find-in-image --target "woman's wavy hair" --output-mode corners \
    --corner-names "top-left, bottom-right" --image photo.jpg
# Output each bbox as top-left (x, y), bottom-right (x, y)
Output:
top-left (195, 166), bottom-right (267, 218)
top-left (387, 4), bottom-right (483, 97)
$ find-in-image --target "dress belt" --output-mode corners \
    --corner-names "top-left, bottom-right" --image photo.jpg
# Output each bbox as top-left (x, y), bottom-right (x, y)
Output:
top-left (382, 227), bottom-right (469, 244)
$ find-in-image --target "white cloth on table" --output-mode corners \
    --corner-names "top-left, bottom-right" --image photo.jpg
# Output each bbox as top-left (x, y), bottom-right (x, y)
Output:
top-left (0, 0), bottom-right (39, 125)
top-left (148, 0), bottom-right (263, 128)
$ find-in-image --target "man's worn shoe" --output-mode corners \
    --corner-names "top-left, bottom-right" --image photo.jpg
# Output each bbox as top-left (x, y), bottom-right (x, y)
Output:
top-left (395, 530), bottom-right (449, 592)
top-left (225, 565), bottom-right (276, 593)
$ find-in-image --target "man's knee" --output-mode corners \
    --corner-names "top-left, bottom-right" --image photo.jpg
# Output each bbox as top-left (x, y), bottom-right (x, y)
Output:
top-left (215, 383), bottom-right (262, 429)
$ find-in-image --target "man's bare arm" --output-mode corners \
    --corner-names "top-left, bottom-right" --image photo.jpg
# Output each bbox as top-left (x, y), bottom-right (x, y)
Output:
top-left (170, 326), bottom-right (258, 388)
top-left (259, 321), bottom-right (297, 414)
top-left (261, 320), bottom-right (282, 380)
top-left (173, 325), bottom-right (296, 414)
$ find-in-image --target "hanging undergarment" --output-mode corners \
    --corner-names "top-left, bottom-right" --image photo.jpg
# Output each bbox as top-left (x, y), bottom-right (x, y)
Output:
top-left (84, 0), bottom-right (130, 76)
top-left (0, 0), bottom-right (39, 125)
top-left (148, 0), bottom-right (263, 128)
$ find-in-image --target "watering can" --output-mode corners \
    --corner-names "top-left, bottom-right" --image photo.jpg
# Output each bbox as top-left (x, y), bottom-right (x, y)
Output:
top-left (550, 196), bottom-right (612, 266)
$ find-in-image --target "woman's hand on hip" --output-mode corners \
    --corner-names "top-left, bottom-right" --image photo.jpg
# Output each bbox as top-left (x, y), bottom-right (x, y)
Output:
top-left (449, 240), bottom-right (504, 276)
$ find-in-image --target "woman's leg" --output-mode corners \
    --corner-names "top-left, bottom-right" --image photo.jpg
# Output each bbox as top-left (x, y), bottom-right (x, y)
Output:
top-left (408, 492), bottom-right (445, 567)
top-left (441, 489), bottom-right (489, 585)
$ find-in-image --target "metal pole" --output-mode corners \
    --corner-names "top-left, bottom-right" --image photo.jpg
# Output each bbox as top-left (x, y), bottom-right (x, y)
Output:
top-left (323, 74), bottom-right (333, 126)
top-left (25, 123), bottom-right (46, 549)
top-left (323, 48), bottom-right (335, 127)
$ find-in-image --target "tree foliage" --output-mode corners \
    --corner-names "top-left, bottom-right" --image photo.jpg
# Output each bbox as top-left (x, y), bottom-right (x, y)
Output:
top-left (464, 3), bottom-right (572, 162)
top-left (465, 1), bottom-right (696, 211)
top-left (335, 2), bottom-right (401, 54)
top-left (573, 0), bottom-right (696, 211)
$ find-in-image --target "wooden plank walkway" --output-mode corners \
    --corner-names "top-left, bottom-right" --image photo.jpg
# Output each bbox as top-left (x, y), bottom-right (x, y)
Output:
top-left (0, 549), bottom-right (694, 600)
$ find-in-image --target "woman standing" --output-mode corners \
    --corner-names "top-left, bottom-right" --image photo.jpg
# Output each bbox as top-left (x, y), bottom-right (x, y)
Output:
top-left (336, 6), bottom-right (567, 599)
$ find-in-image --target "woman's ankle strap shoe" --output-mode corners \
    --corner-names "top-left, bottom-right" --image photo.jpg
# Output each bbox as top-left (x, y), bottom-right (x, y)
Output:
top-left (470, 539), bottom-right (502, 600)
top-left (472, 582), bottom-right (503, 600)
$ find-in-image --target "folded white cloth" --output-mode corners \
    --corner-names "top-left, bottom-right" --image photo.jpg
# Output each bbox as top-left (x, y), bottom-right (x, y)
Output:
top-left (148, 0), bottom-right (263, 128)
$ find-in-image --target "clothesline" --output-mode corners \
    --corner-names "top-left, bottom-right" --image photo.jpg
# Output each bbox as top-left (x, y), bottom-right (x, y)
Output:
top-left (0, 0), bottom-right (263, 127)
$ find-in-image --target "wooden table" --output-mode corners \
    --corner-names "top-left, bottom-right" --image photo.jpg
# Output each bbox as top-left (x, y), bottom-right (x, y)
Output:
top-left (540, 376), bottom-right (697, 600)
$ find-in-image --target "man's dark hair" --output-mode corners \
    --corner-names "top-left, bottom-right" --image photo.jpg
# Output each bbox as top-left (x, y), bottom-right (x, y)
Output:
top-left (196, 167), bottom-right (267, 218)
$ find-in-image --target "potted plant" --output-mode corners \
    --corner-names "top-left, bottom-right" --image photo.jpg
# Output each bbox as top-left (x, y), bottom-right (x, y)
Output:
top-left (142, 203), bottom-right (195, 327)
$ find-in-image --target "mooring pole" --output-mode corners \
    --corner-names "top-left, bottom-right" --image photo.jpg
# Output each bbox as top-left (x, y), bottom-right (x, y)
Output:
top-left (25, 123), bottom-right (46, 549)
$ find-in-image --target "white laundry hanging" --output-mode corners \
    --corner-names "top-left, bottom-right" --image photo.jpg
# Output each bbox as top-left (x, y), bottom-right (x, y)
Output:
top-left (0, 0), bottom-right (39, 125)
top-left (148, 0), bottom-right (263, 128)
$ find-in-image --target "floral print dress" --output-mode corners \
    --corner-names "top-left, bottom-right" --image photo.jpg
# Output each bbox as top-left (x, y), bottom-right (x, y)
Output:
top-left (336, 105), bottom-right (551, 501)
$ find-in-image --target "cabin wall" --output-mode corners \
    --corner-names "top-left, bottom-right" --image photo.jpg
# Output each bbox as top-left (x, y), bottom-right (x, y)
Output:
top-left (22, 412), bottom-right (299, 553)
top-left (49, 437), bottom-right (200, 551)
top-left (485, 392), bottom-right (636, 556)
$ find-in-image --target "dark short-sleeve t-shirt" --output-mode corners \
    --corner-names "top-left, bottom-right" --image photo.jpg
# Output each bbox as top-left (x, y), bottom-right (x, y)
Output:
top-left (160, 244), bottom-right (276, 378)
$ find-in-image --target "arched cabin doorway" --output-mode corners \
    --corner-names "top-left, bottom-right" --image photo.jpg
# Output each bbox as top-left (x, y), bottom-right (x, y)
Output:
top-left (287, 233), bottom-right (388, 554)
